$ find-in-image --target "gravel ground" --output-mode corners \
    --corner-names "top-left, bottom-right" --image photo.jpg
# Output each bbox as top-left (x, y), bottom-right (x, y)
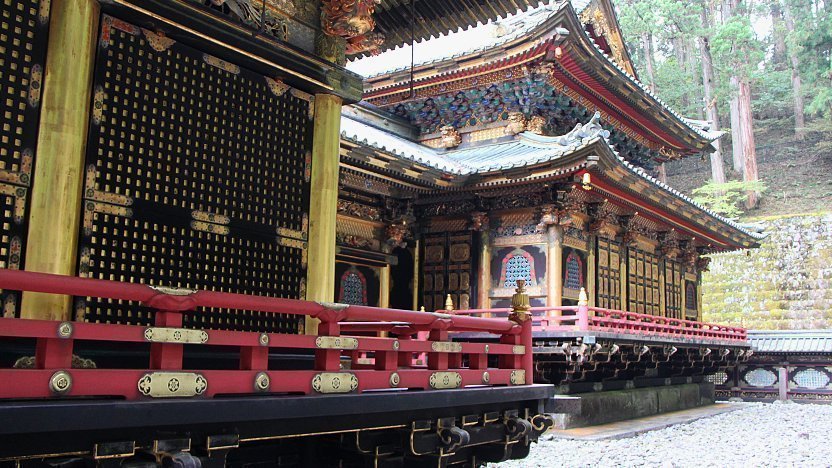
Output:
top-left (495, 402), bottom-right (832, 468)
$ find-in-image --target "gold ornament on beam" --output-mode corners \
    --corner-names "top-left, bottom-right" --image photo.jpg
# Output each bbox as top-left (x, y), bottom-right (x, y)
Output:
top-left (509, 280), bottom-right (531, 324)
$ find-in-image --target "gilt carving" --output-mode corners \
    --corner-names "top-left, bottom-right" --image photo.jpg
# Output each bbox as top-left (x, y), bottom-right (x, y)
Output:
top-left (468, 212), bottom-right (490, 231)
top-left (321, 0), bottom-right (385, 55)
top-left (527, 115), bottom-right (547, 135)
top-left (439, 125), bottom-right (462, 148)
top-left (504, 112), bottom-right (527, 135)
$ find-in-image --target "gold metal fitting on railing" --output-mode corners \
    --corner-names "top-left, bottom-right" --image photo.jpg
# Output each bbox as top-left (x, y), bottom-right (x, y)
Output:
top-left (578, 287), bottom-right (588, 306)
top-left (509, 280), bottom-right (531, 324)
top-left (444, 294), bottom-right (454, 312)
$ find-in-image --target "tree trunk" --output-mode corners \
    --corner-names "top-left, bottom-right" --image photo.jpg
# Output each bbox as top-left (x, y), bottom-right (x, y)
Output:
top-left (688, 39), bottom-right (705, 120)
top-left (700, 5), bottom-right (726, 184)
top-left (770, 0), bottom-right (788, 69)
top-left (729, 76), bottom-right (744, 174)
top-left (642, 32), bottom-right (657, 94)
top-left (738, 79), bottom-right (759, 209)
top-left (783, 2), bottom-right (806, 139)
top-left (673, 36), bottom-right (689, 110)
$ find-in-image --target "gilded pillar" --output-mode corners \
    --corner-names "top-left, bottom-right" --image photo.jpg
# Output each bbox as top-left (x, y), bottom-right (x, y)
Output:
top-left (379, 265), bottom-right (390, 308)
top-left (659, 261), bottom-right (667, 317)
top-left (304, 94), bottom-right (343, 335)
top-left (546, 225), bottom-right (563, 314)
top-left (21, 0), bottom-right (99, 321)
top-left (477, 230), bottom-right (491, 311)
top-left (620, 247), bottom-right (629, 310)
top-left (412, 239), bottom-right (420, 310)
top-left (586, 235), bottom-right (597, 307)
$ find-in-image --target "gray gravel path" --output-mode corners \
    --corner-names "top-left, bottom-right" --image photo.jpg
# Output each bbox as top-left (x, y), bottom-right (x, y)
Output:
top-left (495, 402), bottom-right (832, 467)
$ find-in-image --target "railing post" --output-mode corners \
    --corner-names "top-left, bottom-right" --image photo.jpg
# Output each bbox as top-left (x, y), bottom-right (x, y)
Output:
top-left (149, 310), bottom-right (184, 370)
top-left (314, 319), bottom-right (342, 371)
top-left (508, 280), bottom-right (533, 383)
top-left (577, 287), bottom-right (589, 331)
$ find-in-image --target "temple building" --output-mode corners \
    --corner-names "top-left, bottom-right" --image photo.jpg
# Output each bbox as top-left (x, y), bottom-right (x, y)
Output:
top-left (334, 0), bottom-right (760, 321)
top-left (0, 0), bottom-right (766, 464)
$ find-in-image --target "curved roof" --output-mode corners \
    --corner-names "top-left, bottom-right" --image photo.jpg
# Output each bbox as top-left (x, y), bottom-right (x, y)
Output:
top-left (340, 109), bottom-right (764, 248)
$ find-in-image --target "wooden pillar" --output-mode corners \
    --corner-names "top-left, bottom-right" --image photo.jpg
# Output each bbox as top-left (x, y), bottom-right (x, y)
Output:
top-left (21, 0), bottom-right (99, 321)
top-left (477, 230), bottom-right (491, 311)
top-left (379, 265), bottom-right (390, 308)
top-left (546, 225), bottom-right (563, 314)
top-left (778, 366), bottom-right (789, 401)
top-left (304, 94), bottom-right (343, 335)
top-left (586, 236), bottom-right (596, 307)
top-left (411, 239), bottom-right (420, 310)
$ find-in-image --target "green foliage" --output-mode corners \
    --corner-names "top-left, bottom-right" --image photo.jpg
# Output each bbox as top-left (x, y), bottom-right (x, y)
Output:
top-left (692, 180), bottom-right (768, 218)
top-left (711, 15), bottom-right (766, 81)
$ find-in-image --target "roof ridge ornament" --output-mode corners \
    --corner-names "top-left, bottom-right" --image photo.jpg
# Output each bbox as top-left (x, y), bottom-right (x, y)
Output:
top-left (552, 111), bottom-right (609, 147)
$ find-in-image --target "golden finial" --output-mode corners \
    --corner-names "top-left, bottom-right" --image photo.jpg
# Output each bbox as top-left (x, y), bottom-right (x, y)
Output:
top-left (509, 279), bottom-right (532, 324)
top-left (578, 287), bottom-right (588, 306)
top-left (444, 294), bottom-right (454, 312)
top-left (581, 172), bottom-right (592, 190)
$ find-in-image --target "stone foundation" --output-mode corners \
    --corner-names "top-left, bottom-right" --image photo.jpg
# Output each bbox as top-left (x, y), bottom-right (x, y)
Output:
top-left (551, 382), bottom-right (715, 429)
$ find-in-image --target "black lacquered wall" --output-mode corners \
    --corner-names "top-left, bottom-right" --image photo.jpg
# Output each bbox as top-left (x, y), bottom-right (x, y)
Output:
top-left (77, 16), bottom-right (313, 333)
top-left (0, 0), bottom-right (50, 318)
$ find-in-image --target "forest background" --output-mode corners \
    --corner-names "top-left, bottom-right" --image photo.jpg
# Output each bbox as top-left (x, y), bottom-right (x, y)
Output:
top-left (616, 0), bottom-right (832, 219)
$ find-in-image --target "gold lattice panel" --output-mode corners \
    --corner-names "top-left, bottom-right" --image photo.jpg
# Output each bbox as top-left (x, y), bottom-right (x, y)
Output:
top-left (421, 231), bottom-right (474, 311)
top-left (664, 260), bottom-right (683, 319)
top-left (77, 16), bottom-right (312, 333)
top-left (627, 247), bottom-right (661, 315)
top-left (0, 0), bottom-right (49, 317)
top-left (596, 236), bottom-right (622, 310)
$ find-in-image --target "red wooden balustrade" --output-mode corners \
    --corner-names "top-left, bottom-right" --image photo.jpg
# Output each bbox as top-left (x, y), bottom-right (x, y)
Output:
top-left (443, 304), bottom-right (747, 343)
top-left (0, 269), bottom-right (534, 400)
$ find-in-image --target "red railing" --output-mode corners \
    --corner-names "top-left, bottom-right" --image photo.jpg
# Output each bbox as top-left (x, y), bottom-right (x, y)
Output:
top-left (446, 303), bottom-right (747, 343)
top-left (0, 269), bottom-right (533, 400)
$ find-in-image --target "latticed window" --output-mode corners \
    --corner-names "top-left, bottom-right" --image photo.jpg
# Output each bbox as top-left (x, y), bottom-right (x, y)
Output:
top-left (564, 252), bottom-right (584, 291)
top-left (791, 368), bottom-right (831, 389)
top-left (685, 281), bottom-right (698, 314)
top-left (503, 253), bottom-right (533, 288)
top-left (743, 368), bottom-right (777, 387)
top-left (339, 269), bottom-right (367, 305)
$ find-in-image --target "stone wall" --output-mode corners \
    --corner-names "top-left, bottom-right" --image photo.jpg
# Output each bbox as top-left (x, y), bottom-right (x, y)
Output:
top-left (702, 213), bottom-right (832, 329)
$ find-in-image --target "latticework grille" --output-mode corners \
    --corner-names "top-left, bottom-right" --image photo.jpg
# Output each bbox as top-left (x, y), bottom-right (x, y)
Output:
top-left (77, 16), bottom-right (312, 333)
top-left (0, 0), bottom-right (50, 317)
top-left (627, 247), bottom-right (661, 315)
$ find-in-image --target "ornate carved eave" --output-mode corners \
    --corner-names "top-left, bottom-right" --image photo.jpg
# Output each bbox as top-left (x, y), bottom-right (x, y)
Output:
top-left (621, 215), bottom-right (658, 252)
top-left (321, 0), bottom-right (385, 56)
top-left (659, 230), bottom-right (683, 260)
top-left (588, 202), bottom-right (621, 240)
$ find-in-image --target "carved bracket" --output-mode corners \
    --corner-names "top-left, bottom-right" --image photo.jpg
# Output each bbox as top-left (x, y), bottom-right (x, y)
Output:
top-left (322, 0), bottom-right (385, 55)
